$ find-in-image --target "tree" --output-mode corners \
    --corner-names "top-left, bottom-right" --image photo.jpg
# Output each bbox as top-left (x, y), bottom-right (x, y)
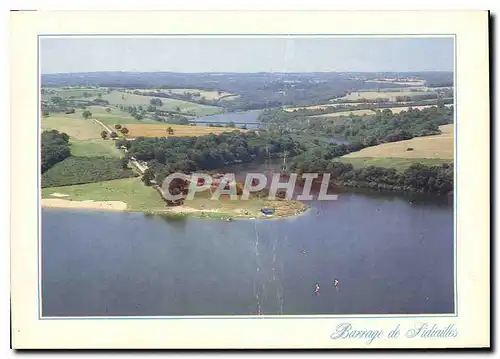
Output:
top-left (175, 106), bottom-right (181, 112)
top-left (142, 168), bottom-right (155, 186)
top-left (120, 155), bottom-right (129, 169)
top-left (114, 124), bottom-right (122, 130)
top-left (82, 110), bottom-right (92, 119)
top-left (105, 108), bottom-right (112, 113)
top-left (150, 98), bottom-right (163, 107)
top-left (120, 127), bottom-right (129, 135)
top-left (166, 127), bottom-right (174, 135)
top-left (110, 131), bottom-right (118, 139)
top-left (101, 131), bottom-right (108, 140)
top-left (227, 121), bottom-right (236, 128)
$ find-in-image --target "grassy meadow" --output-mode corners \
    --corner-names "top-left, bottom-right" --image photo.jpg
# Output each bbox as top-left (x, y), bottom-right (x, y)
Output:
top-left (342, 124), bottom-right (454, 161)
top-left (70, 139), bottom-right (122, 158)
top-left (165, 89), bottom-right (236, 101)
top-left (41, 116), bottom-right (103, 140)
top-left (102, 90), bottom-right (222, 116)
top-left (42, 177), bottom-right (167, 212)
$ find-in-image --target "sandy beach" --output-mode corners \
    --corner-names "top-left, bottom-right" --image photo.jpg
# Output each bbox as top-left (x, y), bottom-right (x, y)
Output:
top-left (42, 198), bottom-right (128, 211)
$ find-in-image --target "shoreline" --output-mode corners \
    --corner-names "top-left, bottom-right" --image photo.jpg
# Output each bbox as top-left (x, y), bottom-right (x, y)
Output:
top-left (41, 198), bottom-right (309, 220)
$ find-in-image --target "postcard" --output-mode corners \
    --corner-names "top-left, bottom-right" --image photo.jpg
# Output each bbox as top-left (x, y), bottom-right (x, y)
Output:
top-left (10, 10), bottom-right (490, 349)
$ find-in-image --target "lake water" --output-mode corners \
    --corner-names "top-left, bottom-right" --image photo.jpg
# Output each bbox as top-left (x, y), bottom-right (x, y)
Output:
top-left (42, 189), bottom-right (454, 317)
top-left (192, 111), bottom-right (261, 129)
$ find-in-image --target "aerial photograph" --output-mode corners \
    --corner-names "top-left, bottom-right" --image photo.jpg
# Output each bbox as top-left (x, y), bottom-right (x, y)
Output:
top-left (40, 36), bottom-right (455, 317)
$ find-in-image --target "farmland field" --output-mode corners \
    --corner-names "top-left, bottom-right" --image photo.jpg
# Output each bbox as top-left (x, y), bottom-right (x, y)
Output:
top-left (311, 109), bottom-right (376, 118)
top-left (41, 116), bottom-right (103, 140)
top-left (384, 104), bottom-right (453, 114)
top-left (124, 123), bottom-right (244, 138)
top-left (342, 124), bottom-right (454, 160)
top-left (306, 104), bottom-right (453, 118)
top-left (40, 106), bottom-right (155, 139)
top-left (70, 139), bottom-right (122, 158)
top-left (335, 90), bottom-right (435, 102)
top-left (83, 106), bottom-right (157, 125)
top-left (165, 89), bottom-right (236, 100)
top-left (41, 87), bottom-right (105, 101)
top-left (284, 102), bottom-right (373, 112)
top-left (364, 79), bottom-right (426, 86)
top-left (102, 90), bottom-right (223, 117)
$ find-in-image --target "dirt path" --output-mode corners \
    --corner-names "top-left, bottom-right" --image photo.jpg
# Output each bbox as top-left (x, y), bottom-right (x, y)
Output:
top-left (93, 118), bottom-right (113, 134)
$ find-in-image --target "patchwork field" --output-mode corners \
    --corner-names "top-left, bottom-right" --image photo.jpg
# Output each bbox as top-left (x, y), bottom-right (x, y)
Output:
top-left (102, 91), bottom-right (222, 117)
top-left (125, 123), bottom-right (244, 138)
top-left (343, 124), bottom-right (454, 160)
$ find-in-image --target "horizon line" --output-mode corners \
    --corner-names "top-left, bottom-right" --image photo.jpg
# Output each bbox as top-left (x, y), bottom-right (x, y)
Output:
top-left (41, 70), bottom-right (454, 75)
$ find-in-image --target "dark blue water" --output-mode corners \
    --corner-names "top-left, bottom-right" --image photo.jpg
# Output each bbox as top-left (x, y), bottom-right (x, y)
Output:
top-left (41, 191), bottom-right (454, 317)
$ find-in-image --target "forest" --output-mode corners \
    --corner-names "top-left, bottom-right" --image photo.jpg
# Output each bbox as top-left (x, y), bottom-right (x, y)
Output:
top-left (41, 130), bottom-right (71, 173)
top-left (118, 131), bottom-right (304, 183)
top-left (259, 105), bottom-right (454, 146)
top-left (291, 159), bottom-right (453, 195)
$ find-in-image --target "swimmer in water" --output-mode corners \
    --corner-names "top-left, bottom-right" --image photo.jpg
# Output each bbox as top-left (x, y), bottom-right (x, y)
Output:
top-left (314, 283), bottom-right (320, 295)
top-left (333, 278), bottom-right (339, 291)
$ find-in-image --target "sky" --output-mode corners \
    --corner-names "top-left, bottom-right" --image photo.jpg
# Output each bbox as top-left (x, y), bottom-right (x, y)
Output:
top-left (40, 37), bottom-right (453, 74)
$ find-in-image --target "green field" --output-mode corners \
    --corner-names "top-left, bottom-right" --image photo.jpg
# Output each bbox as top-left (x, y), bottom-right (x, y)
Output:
top-left (42, 177), bottom-right (167, 212)
top-left (337, 157), bottom-right (452, 171)
top-left (82, 106), bottom-right (157, 125)
top-left (70, 139), bottom-right (122, 158)
top-left (42, 156), bottom-right (137, 188)
top-left (42, 87), bottom-right (105, 101)
top-left (41, 115), bottom-right (103, 140)
top-left (102, 90), bottom-right (223, 117)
